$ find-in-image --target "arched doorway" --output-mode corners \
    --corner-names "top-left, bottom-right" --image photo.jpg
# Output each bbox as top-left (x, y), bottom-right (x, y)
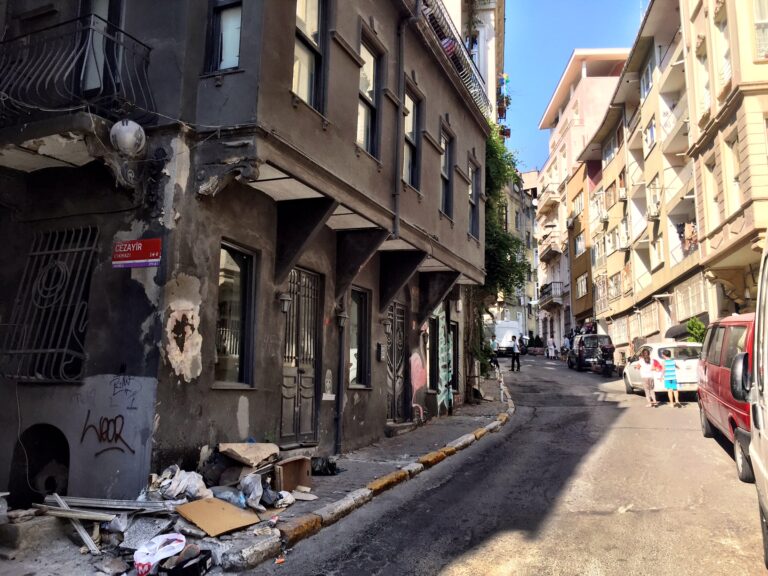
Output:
top-left (8, 424), bottom-right (69, 509)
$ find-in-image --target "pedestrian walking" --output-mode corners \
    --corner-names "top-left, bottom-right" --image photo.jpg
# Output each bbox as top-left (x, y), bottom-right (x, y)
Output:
top-left (662, 349), bottom-right (682, 407)
top-left (489, 335), bottom-right (500, 370)
top-left (508, 335), bottom-right (521, 372)
top-left (547, 336), bottom-right (557, 360)
top-left (634, 348), bottom-right (662, 407)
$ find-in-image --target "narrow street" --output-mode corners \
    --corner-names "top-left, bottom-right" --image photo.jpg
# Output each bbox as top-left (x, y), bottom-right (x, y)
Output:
top-left (251, 355), bottom-right (764, 575)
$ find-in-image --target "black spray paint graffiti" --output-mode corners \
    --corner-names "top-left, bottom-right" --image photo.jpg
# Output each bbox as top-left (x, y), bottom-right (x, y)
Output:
top-left (109, 374), bottom-right (141, 410)
top-left (80, 409), bottom-right (136, 457)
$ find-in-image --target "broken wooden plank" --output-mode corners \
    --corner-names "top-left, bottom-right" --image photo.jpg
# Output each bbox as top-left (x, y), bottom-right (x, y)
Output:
top-left (52, 493), bottom-right (100, 556)
top-left (32, 504), bottom-right (116, 522)
top-left (44, 495), bottom-right (184, 512)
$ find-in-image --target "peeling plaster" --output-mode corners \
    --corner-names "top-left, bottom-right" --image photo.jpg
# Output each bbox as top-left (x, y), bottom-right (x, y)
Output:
top-left (237, 396), bottom-right (249, 440)
top-left (163, 273), bottom-right (203, 382)
top-left (160, 137), bottom-right (191, 230)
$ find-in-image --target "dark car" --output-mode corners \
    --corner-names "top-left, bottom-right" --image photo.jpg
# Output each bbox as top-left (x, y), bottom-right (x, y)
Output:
top-left (567, 334), bottom-right (616, 375)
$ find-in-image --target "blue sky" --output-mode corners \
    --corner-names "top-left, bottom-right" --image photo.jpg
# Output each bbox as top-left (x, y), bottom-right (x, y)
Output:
top-left (503, 0), bottom-right (649, 172)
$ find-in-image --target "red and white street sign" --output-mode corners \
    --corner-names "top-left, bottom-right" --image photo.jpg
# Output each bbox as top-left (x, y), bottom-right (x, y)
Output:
top-left (112, 238), bottom-right (162, 269)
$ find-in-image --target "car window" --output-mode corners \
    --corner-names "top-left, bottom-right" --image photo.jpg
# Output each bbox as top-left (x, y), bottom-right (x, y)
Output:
top-left (701, 327), bottom-right (715, 361)
top-left (659, 346), bottom-right (701, 360)
top-left (707, 327), bottom-right (726, 366)
top-left (723, 326), bottom-right (748, 372)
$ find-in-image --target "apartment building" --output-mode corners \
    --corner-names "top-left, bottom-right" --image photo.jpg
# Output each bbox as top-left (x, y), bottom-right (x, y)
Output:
top-left (681, 0), bottom-right (768, 315)
top-left (537, 49), bottom-right (628, 346)
top-left (0, 0), bottom-right (492, 503)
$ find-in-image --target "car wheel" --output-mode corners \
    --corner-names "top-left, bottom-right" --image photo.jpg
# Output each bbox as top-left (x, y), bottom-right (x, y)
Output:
top-left (699, 400), bottom-right (714, 438)
top-left (567, 358), bottom-right (573, 369)
top-left (624, 374), bottom-right (634, 394)
top-left (735, 437), bottom-right (755, 483)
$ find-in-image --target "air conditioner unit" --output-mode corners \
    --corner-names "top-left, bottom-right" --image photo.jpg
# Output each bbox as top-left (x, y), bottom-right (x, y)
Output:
top-left (566, 217), bottom-right (574, 229)
top-left (618, 187), bottom-right (627, 201)
top-left (619, 238), bottom-right (631, 251)
top-left (600, 212), bottom-right (610, 224)
top-left (647, 203), bottom-right (661, 220)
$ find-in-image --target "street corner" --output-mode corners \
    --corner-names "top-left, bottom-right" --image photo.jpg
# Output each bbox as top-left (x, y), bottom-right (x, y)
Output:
top-left (418, 450), bottom-right (448, 468)
top-left (278, 513), bottom-right (323, 546)
top-left (473, 427), bottom-right (488, 440)
top-left (366, 469), bottom-right (410, 496)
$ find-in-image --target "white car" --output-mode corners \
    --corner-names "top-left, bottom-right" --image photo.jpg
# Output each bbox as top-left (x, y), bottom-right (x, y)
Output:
top-left (623, 342), bottom-right (702, 394)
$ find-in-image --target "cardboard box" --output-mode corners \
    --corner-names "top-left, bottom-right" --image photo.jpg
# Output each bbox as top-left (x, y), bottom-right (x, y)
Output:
top-left (274, 457), bottom-right (312, 492)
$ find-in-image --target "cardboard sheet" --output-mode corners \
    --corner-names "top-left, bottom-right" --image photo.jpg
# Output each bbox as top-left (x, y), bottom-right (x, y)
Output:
top-left (218, 443), bottom-right (279, 468)
top-left (175, 499), bottom-right (260, 537)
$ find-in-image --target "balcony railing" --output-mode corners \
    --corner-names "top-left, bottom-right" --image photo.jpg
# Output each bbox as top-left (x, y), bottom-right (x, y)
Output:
top-left (0, 14), bottom-right (155, 129)
top-left (539, 234), bottom-right (562, 263)
top-left (539, 281), bottom-right (564, 308)
top-left (421, 0), bottom-right (491, 117)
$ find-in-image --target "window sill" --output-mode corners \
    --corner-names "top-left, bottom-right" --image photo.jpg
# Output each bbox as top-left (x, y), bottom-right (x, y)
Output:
top-left (348, 384), bottom-right (373, 391)
top-left (211, 382), bottom-right (258, 391)
top-left (289, 91), bottom-right (331, 130)
top-left (355, 144), bottom-right (383, 171)
top-left (467, 232), bottom-right (480, 243)
top-left (439, 211), bottom-right (455, 227)
top-left (403, 181), bottom-right (423, 202)
top-left (200, 68), bottom-right (246, 82)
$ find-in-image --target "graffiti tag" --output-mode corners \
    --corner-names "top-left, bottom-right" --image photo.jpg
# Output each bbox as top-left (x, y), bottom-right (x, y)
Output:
top-left (80, 409), bottom-right (136, 457)
top-left (110, 374), bottom-right (141, 410)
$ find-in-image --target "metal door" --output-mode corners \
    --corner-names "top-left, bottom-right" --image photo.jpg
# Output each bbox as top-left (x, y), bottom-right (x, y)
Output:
top-left (281, 268), bottom-right (320, 445)
top-left (386, 302), bottom-right (407, 422)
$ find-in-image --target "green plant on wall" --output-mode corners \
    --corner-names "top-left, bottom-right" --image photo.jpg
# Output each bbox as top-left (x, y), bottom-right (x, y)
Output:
top-left (686, 317), bottom-right (706, 344)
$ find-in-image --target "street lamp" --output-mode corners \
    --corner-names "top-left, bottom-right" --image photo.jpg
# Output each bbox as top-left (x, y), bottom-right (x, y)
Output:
top-left (337, 310), bottom-right (349, 328)
top-left (382, 318), bottom-right (392, 335)
top-left (278, 293), bottom-right (292, 314)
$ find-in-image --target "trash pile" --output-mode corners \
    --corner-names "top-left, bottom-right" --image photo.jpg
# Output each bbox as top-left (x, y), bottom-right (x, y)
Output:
top-left (0, 444), bottom-right (331, 574)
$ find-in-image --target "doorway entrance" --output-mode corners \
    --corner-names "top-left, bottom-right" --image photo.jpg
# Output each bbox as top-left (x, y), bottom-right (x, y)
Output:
top-left (386, 302), bottom-right (407, 422)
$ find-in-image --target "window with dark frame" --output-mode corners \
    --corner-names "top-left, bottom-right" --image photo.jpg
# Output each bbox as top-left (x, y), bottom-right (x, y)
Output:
top-left (403, 91), bottom-right (420, 188)
top-left (357, 41), bottom-right (379, 155)
top-left (348, 289), bottom-right (370, 387)
top-left (468, 163), bottom-right (480, 238)
top-left (207, 0), bottom-right (242, 72)
top-left (440, 131), bottom-right (453, 216)
top-left (293, 0), bottom-right (324, 109)
top-left (215, 243), bottom-right (254, 384)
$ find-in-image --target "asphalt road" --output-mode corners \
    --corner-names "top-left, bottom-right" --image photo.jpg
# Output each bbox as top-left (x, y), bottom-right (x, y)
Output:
top-left (249, 355), bottom-right (765, 576)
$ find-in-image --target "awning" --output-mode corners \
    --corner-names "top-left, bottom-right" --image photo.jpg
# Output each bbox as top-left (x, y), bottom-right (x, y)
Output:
top-left (665, 313), bottom-right (709, 340)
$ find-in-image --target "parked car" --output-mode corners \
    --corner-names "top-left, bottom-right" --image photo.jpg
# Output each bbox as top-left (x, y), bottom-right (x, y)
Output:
top-left (698, 313), bottom-right (754, 482)
top-left (623, 342), bottom-right (702, 395)
top-left (567, 334), bottom-right (615, 375)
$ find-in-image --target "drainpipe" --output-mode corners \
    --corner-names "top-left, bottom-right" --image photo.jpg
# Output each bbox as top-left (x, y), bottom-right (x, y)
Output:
top-left (334, 303), bottom-right (348, 455)
top-left (393, 0), bottom-right (422, 239)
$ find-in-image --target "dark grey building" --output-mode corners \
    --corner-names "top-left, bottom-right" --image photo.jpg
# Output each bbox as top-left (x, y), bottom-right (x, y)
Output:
top-left (0, 0), bottom-right (489, 504)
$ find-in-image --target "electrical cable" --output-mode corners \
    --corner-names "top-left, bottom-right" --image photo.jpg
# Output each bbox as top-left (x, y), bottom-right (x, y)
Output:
top-left (15, 382), bottom-right (45, 496)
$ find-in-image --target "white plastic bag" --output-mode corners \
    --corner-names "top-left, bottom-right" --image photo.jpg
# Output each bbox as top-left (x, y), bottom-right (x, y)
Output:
top-left (239, 472), bottom-right (264, 511)
top-left (133, 533), bottom-right (186, 576)
top-left (161, 467), bottom-right (213, 500)
top-left (275, 490), bottom-right (295, 508)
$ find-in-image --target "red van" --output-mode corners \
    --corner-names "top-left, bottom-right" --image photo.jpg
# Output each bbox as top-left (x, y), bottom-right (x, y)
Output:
top-left (698, 313), bottom-right (754, 482)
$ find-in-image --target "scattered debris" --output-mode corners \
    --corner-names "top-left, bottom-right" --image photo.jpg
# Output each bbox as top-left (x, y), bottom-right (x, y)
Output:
top-left (52, 493), bottom-right (101, 556)
top-left (174, 518), bottom-right (206, 539)
top-left (176, 498), bottom-right (260, 537)
top-left (311, 456), bottom-right (339, 476)
top-left (291, 491), bottom-right (318, 502)
top-left (32, 504), bottom-right (116, 523)
top-left (45, 495), bottom-right (185, 512)
top-left (150, 466), bottom-right (213, 501)
top-left (93, 555), bottom-right (130, 576)
top-left (133, 532), bottom-right (186, 576)
top-left (218, 443), bottom-right (279, 468)
top-left (7, 509), bottom-right (41, 523)
top-left (274, 555), bottom-right (285, 565)
top-left (120, 517), bottom-right (175, 551)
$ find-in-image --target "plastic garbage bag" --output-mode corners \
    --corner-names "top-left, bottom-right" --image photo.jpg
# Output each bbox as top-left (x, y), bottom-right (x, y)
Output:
top-left (210, 486), bottom-right (246, 509)
top-left (239, 473), bottom-right (264, 511)
top-left (275, 491), bottom-right (295, 508)
top-left (133, 532), bottom-right (186, 576)
top-left (161, 467), bottom-right (213, 500)
top-left (101, 511), bottom-right (129, 533)
top-left (260, 480), bottom-right (281, 508)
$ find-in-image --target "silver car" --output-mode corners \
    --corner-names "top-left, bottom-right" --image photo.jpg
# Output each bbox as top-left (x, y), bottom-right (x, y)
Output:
top-left (624, 342), bottom-right (702, 394)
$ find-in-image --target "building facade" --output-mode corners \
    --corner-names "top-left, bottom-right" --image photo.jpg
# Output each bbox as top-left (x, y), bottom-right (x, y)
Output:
top-left (536, 49), bottom-right (628, 347)
top-left (0, 0), bottom-right (492, 504)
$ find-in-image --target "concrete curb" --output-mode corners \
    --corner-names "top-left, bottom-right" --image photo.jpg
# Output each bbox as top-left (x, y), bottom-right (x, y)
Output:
top-left (366, 469), bottom-right (409, 496)
top-left (278, 514), bottom-right (322, 546)
top-left (447, 433), bottom-right (476, 450)
top-left (473, 427), bottom-right (488, 440)
top-left (221, 529), bottom-right (281, 571)
top-left (418, 450), bottom-right (447, 468)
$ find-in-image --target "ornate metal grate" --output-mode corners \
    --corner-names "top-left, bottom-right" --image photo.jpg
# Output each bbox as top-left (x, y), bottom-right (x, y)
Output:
top-left (1, 226), bottom-right (99, 383)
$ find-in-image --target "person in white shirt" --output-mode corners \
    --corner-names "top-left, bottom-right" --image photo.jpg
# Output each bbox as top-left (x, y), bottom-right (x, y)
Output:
top-left (509, 335), bottom-right (521, 372)
top-left (547, 336), bottom-right (557, 359)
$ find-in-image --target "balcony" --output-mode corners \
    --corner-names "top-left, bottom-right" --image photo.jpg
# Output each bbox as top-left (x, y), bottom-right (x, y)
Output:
top-left (661, 100), bottom-right (689, 155)
top-left (0, 15), bottom-right (154, 175)
top-left (537, 184), bottom-right (560, 214)
top-left (539, 234), bottom-right (562, 263)
top-left (422, 0), bottom-right (491, 117)
top-left (539, 281), bottom-right (564, 310)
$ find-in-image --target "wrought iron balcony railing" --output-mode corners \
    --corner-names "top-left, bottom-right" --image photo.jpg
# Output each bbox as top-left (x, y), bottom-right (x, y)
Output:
top-left (539, 281), bottom-right (563, 305)
top-left (0, 14), bottom-right (155, 129)
top-left (421, 0), bottom-right (492, 117)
